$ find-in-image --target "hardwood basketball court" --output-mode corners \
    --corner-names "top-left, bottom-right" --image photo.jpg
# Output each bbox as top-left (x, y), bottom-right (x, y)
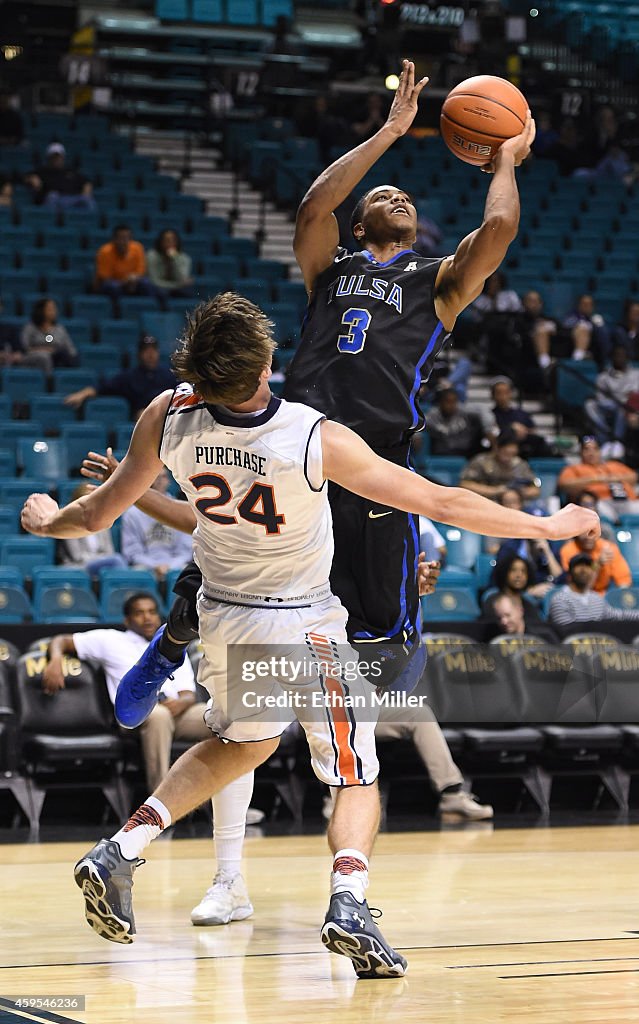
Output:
top-left (1, 826), bottom-right (637, 1024)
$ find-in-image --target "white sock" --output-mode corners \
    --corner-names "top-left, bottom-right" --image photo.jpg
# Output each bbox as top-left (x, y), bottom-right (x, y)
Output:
top-left (111, 796), bottom-right (171, 861)
top-left (538, 352), bottom-right (551, 369)
top-left (213, 771), bottom-right (254, 878)
top-left (572, 349), bottom-right (586, 361)
top-left (331, 847), bottom-right (369, 904)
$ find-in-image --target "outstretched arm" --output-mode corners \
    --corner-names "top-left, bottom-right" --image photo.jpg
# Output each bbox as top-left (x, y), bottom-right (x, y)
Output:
top-left (81, 449), bottom-right (197, 534)
top-left (321, 420), bottom-right (600, 543)
top-left (294, 60), bottom-right (428, 293)
top-left (434, 115), bottom-right (536, 331)
top-left (21, 393), bottom-right (171, 537)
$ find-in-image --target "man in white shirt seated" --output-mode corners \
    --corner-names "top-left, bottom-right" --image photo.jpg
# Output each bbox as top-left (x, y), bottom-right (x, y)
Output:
top-left (41, 591), bottom-right (210, 790)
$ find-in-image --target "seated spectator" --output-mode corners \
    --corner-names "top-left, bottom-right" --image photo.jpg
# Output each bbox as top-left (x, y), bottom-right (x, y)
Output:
top-left (0, 93), bottom-right (24, 145)
top-left (583, 105), bottom-right (634, 184)
top-left (559, 527), bottom-right (631, 595)
top-left (472, 271), bottom-right (522, 317)
top-left (491, 376), bottom-right (552, 459)
top-left (575, 489), bottom-right (616, 542)
top-left (146, 229), bottom-right (194, 299)
top-left (483, 552), bottom-right (545, 624)
top-left (41, 592), bottom-right (209, 791)
top-left (460, 430), bottom-right (540, 503)
top-left (544, 117), bottom-right (587, 177)
top-left (515, 290), bottom-right (559, 391)
top-left (0, 177), bottom-right (13, 207)
top-left (413, 211), bottom-right (443, 258)
top-left (493, 532), bottom-right (563, 597)
top-left (612, 298), bottom-right (639, 361)
top-left (531, 111), bottom-right (559, 159)
top-left (424, 383), bottom-right (485, 457)
top-left (121, 469), bottom-right (194, 580)
top-left (352, 93), bottom-right (387, 141)
top-left (3, 298), bottom-right (77, 375)
top-left (419, 517), bottom-right (447, 565)
top-left (483, 487), bottom-right (525, 554)
top-left (549, 554), bottom-right (639, 630)
top-left (492, 593), bottom-right (559, 643)
top-left (95, 224), bottom-right (158, 303)
top-left (585, 344), bottom-right (639, 444)
top-left (25, 142), bottom-right (96, 212)
top-left (563, 294), bottom-right (611, 367)
top-left (58, 482), bottom-right (127, 575)
top-left (557, 435), bottom-right (639, 521)
top-left (64, 335), bottom-right (175, 420)
top-left (621, 392), bottom-right (639, 472)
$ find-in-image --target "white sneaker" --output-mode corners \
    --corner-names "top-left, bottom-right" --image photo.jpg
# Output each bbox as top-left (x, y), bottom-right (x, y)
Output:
top-left (190, 872), bottom-right (254, 926)
top-left (438, 790), bottom-right (494, 820)
top-left (245, 806), bottom-right (265, 825)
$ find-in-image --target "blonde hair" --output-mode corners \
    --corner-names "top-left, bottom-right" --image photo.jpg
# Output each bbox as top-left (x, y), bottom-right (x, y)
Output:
top-left (172, 292), bottom-right (277, 404)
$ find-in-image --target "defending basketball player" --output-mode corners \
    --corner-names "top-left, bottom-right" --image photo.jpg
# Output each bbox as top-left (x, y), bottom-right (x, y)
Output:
top-left (21, 292), bottom-right (597, 979)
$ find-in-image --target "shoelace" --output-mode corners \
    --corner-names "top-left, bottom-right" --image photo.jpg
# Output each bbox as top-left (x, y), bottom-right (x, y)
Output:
top-left (369, 907), bottom-right (383, 920)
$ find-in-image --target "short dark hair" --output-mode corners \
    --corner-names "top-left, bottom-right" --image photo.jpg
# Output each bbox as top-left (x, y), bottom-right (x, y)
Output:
top-left (496, 429), bottom-right (519, 448)
top-left (350, 190), bottom-right (374, 238)
top-left (154, 227), bottom-right (182, 253)
top-left (113, 223), bottom-right (131, 236)
top-left (493, 552), bottom-right (534, 593)
top-left (31, 297), bottom-right (55, 327)
top-left (172, 292), bottom-right (277, 405)
top-left (123, 591), bottom-right (158, 618)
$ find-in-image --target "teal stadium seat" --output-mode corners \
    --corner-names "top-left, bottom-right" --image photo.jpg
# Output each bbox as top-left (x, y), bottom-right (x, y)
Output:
top-left (61, 423), bottom-right (108, 472)
top-left (421, 588), bottom-right (481, 622)
top-left (38, 587), bottom-right (101, 624)
top-left (1, 537), bottom-right (56, 578)
top-left (85, 396), bottom-right (131, 425)
top-left (24, 395), bottom-right (77, 432)
top-left (80, 345), bottom-right (122, 376)
top-left (52, 369), bottom-right (96, 393)
top-left (31, 567), bottom-right (92, 607)
top-left (0, 585), bottom-right (32, 624)
top-left (0, 366), bottom-right (47, 397)
top-left (606, 587), bottom-right (639, 611)
top-left (17, 439), bottom-right (69, 481)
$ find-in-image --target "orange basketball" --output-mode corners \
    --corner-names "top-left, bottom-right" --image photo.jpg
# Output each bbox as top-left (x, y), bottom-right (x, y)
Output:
top-left (440, 75), bottom-right (528, 166)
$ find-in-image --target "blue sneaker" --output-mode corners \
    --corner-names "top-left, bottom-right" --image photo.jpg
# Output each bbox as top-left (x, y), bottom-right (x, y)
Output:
top-left (115, 626), bottom-right (186, 729)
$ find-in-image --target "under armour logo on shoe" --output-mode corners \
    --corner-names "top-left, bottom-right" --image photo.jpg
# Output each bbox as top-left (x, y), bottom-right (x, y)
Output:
top-left (352, 912), bottom-right (366, 928)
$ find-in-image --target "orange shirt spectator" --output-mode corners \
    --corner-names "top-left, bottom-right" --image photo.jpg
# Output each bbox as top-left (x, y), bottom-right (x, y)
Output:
top-left (96, 237), bottom-right (145, 283)
top-left (558, 436), bottom-right (638, 501)
top-left (559, 536), bottom-right (631, 593)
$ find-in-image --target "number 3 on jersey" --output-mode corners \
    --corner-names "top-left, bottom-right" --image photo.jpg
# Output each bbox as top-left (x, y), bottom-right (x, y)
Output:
top-left (337, 307), bottom-right (371, 354)
top-left (190, 473), bottom-right (285, 535)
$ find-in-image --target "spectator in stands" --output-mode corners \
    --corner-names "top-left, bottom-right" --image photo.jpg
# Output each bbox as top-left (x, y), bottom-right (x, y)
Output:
top-left (559, 526), bottom-right (631, 595)
top-left (557, 435), bottom-right (639, 521)
top-left (0, 178), bottom-right (13, 207)
top-left (545, 118), bottom-right (586, 177)
top-left (58, 482), bottom-right (127, 575)
top-left (585, 344), bottom-right (639, 444)
top-left (549, 554), bottom-right (639, 630)
top-left (296, 95), bottom-right (350, 164)
top-left (460, 430), bottom-right (540, 503)
top-left (483, 486), bottom-right (525, 554)
top-left (493, 530), bottom-right (563, 596)
top-left (491, 376), bottom-right (552, 459)
top-left (121, 469), bottom-right (193, 581)
top-left (612, 298), bottom-right (639, 361)
top-left (413, 210), bottom-right (443, 259)
top-left (4, 298), bottom-right (78, 375)
top-left (0, 93), bottom-right (24, 145)
top-left (95, 224), bottom-right (157, 303)
top-left (419, 517), bottom-right (447, 565)
top-left (146, 229), bottom-right (194, 300)
top-left (41, 592), bottom-right (209, 790)
top-left (584, 106), bottom-right (634, 183)
top-left (352, 92), bottom-right (387, 141)
top-left (621, 392), bottom-right (639, 472)
top-left (64, 335), bottom-right (175, 420)
top-left (575, 489), bottom-right (616, 541)
top-left (483, 552), bottom-right (545, 624)
top-left (424, 383), bottom-right (485, 457)
top-left (472, 270), bottom-right (522, 317)
top-left (492, 593), bottom-right (559, 643)
top-left (25, 143), bottom-right (96, 212)
top-left (531, 111), bottom-right (559, 159)
top-left (563, 294), bottom-right (611, 367)
top-left (519, 290), bottom-right (558, 372)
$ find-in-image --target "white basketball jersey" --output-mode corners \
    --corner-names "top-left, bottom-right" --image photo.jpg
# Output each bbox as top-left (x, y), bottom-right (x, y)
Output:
top-left (160, 384), bottom-right (333, 604)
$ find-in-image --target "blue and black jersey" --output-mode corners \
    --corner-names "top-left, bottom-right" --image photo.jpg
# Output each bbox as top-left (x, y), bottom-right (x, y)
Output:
top-left (284, 247), bottom-right (450, 449)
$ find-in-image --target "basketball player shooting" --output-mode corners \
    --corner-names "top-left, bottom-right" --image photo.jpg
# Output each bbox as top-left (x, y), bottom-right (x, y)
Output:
top-left (21, 292), bottom-right (597, 979)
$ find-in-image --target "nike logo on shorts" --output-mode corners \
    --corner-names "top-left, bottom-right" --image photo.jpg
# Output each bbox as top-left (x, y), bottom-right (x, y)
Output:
top-left (368, 510), bottom-right (393, 519)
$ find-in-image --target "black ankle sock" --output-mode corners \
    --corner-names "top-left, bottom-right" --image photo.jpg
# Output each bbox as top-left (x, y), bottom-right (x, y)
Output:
top-left (158, 631), bottom-right (189, 663)
top-left (441, 783), bottom-right (463, 796)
